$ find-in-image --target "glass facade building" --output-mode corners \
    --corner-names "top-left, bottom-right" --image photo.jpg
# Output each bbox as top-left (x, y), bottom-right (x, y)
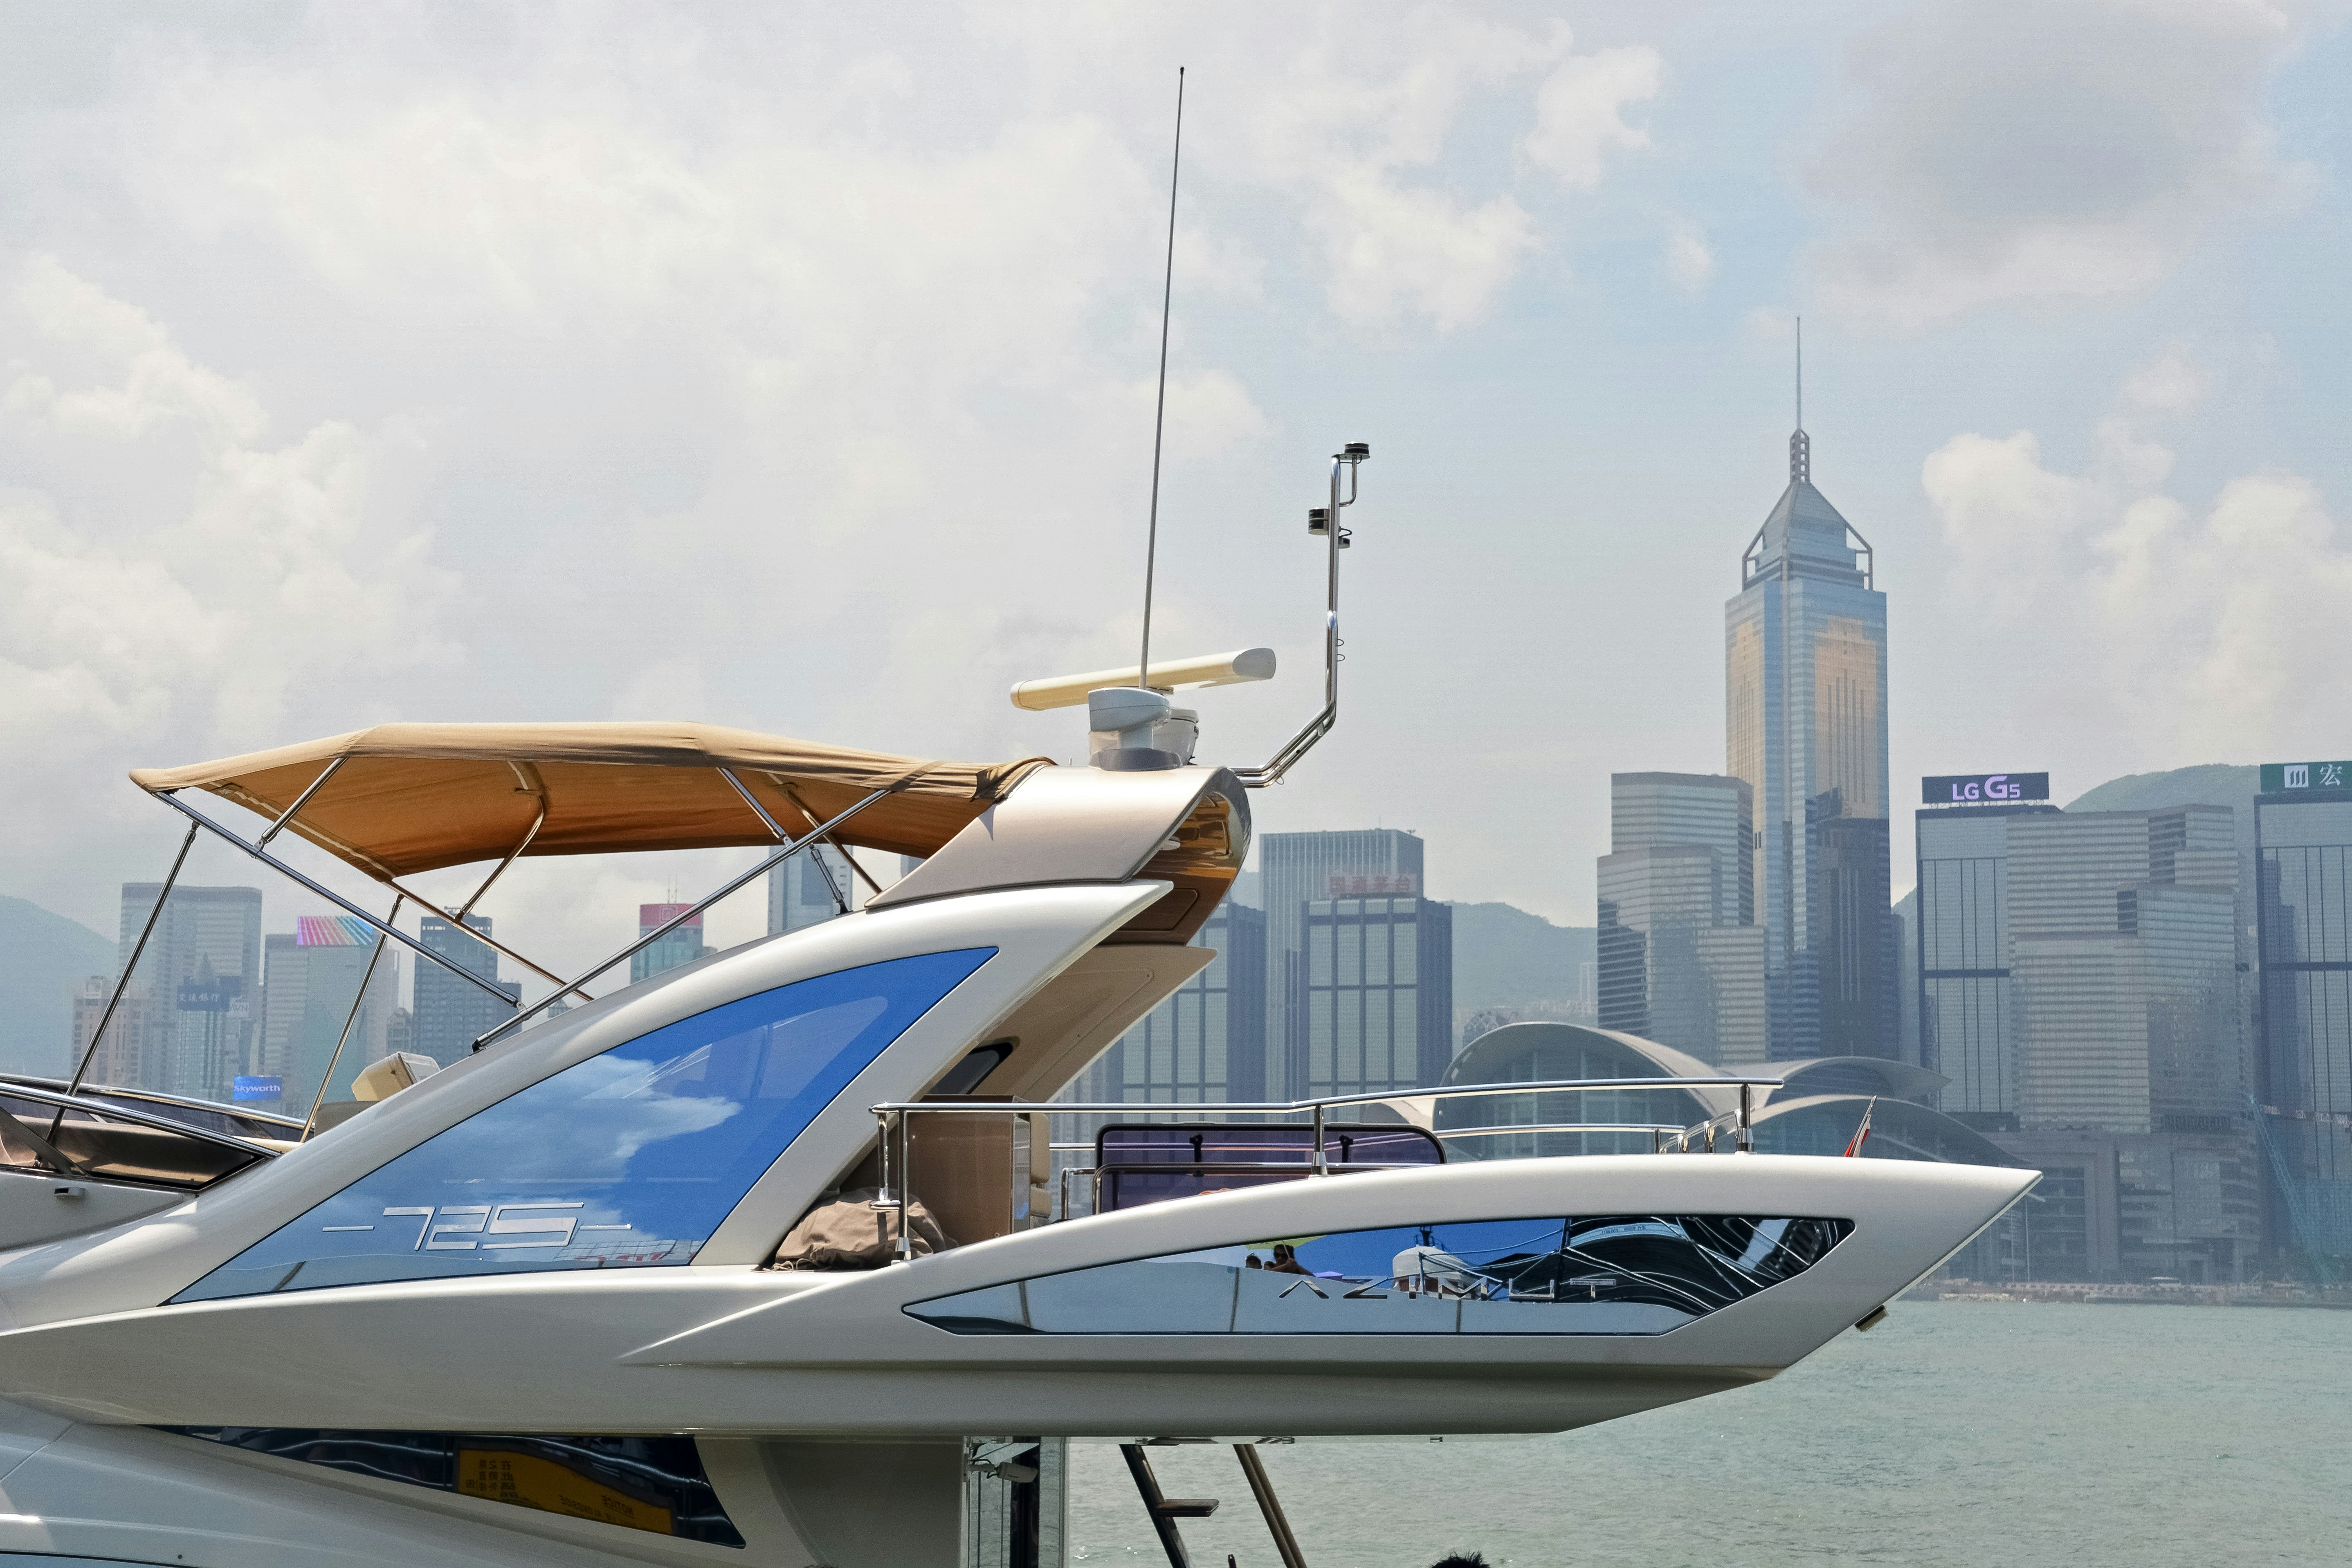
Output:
top-left (258, 916), bottom-right (401, 1116)
top-left (1958, 805), bottom-right (2262, 1281)
top-left (2006, 808), bottom-right (2240, 1135)
top-left (1295, 896), bottom-right (1453, 1097)
top-left (1724, 428), bottom-right (1893, 1059)
top-left (1260, 829), bottom-right (1426, 1097)
top-left (1597, 773), bottom-right (1766, 1066)
top-left (2254, 780), bottom-right (2352, 1256)
top-left (1915, 802), bottom-right (2060, 1121)
top-left (112, 883), bottom-right (263, 1103)
top-left (630, 903), bottom-right (710, 985)
top-left (413, 915), bottom-right (521, 1063)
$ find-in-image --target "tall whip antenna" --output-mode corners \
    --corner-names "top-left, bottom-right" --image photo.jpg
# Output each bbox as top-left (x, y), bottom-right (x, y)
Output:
top-left (1138, 67), bottom-right (1185, 692)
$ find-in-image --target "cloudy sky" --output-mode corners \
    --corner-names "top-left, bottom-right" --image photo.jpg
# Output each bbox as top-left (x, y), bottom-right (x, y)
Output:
top-left (3, 0), bottom-right (2347, 975)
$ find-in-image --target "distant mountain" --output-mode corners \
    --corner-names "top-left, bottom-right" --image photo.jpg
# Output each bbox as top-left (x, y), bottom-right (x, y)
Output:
top-left (1446, 901), bottom-right (1594, 1016)
top-left (0, 895), bottom-right (112, 1078)
top-left (2066, 764), bottom-right (2258, 816)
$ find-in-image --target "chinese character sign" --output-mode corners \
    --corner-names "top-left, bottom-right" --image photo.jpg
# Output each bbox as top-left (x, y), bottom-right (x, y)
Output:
top-left (2262, 761), bottom-right (2352, 793)
top-left (1326, 874), bottom-right (1418, 897)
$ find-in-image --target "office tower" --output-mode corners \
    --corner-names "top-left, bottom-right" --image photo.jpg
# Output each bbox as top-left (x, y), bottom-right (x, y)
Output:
top-left (1069, 900), bottom-right (1268, 1106)
top-left (112, 883), bottom-right (263, 1102)
top-left (1914, 797), bottom-right (2060, 1120)
top-left (413, 915), bottom-right (521, 1063)
top-left (1725, 420), bottom-right (1893, 1058)
top-left (1596, 773), bottom-right (1766, 1066)
top-left (768, 845), bottom-right (862, 936)
top-left (1296, 894), bottom-right (1453, 1097)
top-left (2008, 808), bottom-right (2240, 1132)
top-left (1997, 806), bottom-right (2258, 1280)
top-left (258, 917), bottom-right (400, 1116)
top-left (631, 903), bottom-right (709, 984)
top-left (2253, 761), bottom-right (2352, 1258)
top-left (1261, 829), bottom-right (1424, 1097)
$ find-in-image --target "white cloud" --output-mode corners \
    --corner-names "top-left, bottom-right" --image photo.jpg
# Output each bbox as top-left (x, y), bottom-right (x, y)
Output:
top-left (1522, 42), bottom-right (1661, 191)
top-left (1662, 218), bottom-right (1715, 294)
top-left (0, 255), bottom-right (457, 761)
top-left (1923, 394), bottom-right (2351, 756)
top-left (2118, 349), bottom-right (2208, 416)
top-left (1812, 0), bottom-right (2306, 331)
top-left (0, 4), bottom-right (1684, 976)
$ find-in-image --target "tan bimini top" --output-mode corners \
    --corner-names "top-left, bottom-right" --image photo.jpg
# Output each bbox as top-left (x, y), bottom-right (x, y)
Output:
top-left (130, 722), bottom-right (1055, 881)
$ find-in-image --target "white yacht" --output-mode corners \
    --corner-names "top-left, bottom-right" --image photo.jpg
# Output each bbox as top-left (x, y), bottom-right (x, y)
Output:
top-left (0, 446), bottom-right (2030, 1567)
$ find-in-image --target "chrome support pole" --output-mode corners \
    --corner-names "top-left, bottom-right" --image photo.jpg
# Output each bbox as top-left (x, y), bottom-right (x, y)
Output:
top-left (257, 757), bottom-right (346, 849)
top-left (869, 1110), bottom-right (895, 1203)
top-left (62, 819), bottom-right (198, 1107)
top-left (775, 779), bottom-right (881, 896)
top-left (302, 894), bottom-right (402, 1141)
top-left (719, 766), bottom-right (788, 840)
top-left (1235, 1444), bottom-right (1308, 1568)
top-left (897, 1110), bottom-right (914, 1261)
top-left (473, 786), bottom-right (892, 1048)
top-left (1311, 1105), bottom-right (1327, 1176)
top-left (452, 804), bottom-right (544, 920)
top-left (1739, 1083), bottom-right (1754, 1153)
top-left (722, 768), bottom-right (849, 915)
top-left (153, 791), bottom-right (521, 1009)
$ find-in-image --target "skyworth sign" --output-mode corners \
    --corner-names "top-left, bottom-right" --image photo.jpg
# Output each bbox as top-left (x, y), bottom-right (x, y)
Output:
top-left (1922, 773), bottom-right (2049, 806)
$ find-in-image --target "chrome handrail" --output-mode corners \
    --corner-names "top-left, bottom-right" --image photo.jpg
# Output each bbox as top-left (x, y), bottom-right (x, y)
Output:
top-left (869, 1075), bottom-right (1784, 1254)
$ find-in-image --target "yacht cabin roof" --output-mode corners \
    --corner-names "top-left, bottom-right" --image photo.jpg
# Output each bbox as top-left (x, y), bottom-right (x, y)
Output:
top-left (130, 721), bottom-right (1055, 879)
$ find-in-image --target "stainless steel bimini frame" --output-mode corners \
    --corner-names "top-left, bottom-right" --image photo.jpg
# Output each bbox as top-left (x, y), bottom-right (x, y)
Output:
top-left (867, 1075), bottom-right (1784, 1260)
top-left (102, 764), bottom-right (899, 1076)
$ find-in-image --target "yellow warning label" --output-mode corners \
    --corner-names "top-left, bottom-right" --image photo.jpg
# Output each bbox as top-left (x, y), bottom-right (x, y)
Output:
top-left (456, 1449), bottom-right (673, 1536)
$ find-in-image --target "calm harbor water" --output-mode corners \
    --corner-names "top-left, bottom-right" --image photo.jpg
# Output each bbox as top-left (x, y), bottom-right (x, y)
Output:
top-left (1064, 1301), bottom-right (2352, 1566)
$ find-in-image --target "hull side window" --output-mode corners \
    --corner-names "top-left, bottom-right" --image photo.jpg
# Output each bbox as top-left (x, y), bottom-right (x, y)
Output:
top-left (906, 1214), bottom-right (1853, 1337)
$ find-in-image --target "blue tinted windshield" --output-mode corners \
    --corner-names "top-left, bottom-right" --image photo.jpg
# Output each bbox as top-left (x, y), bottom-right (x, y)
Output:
top-left (177, 949), bottom-right (994, 1302)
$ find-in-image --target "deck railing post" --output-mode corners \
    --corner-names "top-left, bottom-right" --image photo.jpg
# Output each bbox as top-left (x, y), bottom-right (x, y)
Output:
top-left (1311, 1105), bottom-right (1327, 1176)
top-left (1739, 1082), bottom-right (1754, 1153)
top-left (897, 1110), bottom-right (914, 1261)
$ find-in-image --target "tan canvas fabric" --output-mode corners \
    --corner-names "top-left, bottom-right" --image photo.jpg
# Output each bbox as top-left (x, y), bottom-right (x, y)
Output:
top-left (767, 1187), bottom-right (955, 1269)
top-left (129, 722), bottom-right (1053, 878)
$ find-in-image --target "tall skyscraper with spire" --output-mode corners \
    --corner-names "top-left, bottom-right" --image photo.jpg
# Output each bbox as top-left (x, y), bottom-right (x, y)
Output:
top-left (1725, 339), bottom-right (1894, 1059)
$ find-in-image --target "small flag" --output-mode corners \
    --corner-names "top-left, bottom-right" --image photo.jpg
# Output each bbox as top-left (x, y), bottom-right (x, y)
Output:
top-left (1843, 1096), bottom-right (1877, 1158)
